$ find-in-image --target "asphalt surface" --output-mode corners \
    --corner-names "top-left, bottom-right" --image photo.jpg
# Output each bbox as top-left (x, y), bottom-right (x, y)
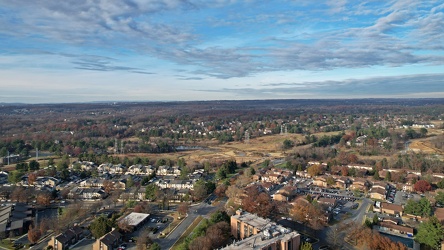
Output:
top-left (154, 202), bottom-right (218, 250)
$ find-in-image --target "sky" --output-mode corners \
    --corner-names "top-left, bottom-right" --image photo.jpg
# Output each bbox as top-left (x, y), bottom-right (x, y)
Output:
top-left (0, 0), bottom-right (444, 103)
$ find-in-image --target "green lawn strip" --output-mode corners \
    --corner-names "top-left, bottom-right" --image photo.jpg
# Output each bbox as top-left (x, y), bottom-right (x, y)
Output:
top-left (0, 240), bottom-right (15, 250)
top-left (171, 216), bottom-right (203, 250)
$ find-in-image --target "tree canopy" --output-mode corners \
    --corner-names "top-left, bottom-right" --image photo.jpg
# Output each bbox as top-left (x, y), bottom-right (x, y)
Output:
top-left (415, 216), bottom-right (444, 249)
top-left (414, 180), bottom-right (432, 193)
top-left (145, 183), bottom-right (159, 201)
top-left (403, 198), bottom-right (432, 217)
top-left (90, 216), bottom-right (113, 239)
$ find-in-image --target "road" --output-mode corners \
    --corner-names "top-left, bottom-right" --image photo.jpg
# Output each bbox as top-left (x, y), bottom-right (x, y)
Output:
top-left (155, 202), bottom-right (218, 250)
top-left (347, 198), bottom-right (372, 225)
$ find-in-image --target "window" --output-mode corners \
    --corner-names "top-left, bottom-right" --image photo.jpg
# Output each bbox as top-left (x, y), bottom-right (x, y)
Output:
top-left (244, 225), bottom-right (248, 238)
top-left (288, 241), bottom-right (292, 250)
top-left (249, 226), bottom-right (253, 236)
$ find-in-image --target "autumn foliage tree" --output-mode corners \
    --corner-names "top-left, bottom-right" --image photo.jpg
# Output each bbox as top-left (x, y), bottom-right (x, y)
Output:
top-left (205, 221), bottom-right (231, 249)
top-left (307, 164), bottom-right (323, 177)
top-left (37, 191), bottom-right (52, 206)
top-left (178, 202), bottom-right (189, 216)
top-left (102, 180), bottom-right (115, 193)
top-left (28, 225), bottom-right (41, 244)
top-left (290, 199), bottom-right (326, 230)
top-left (414, 180), bottom-right (432, 193)
top-left (214, 184), bottom-right (227, 198)
top-left (28, 172), bottom-right (38, 185)
top-left (241, 186), bottom-right (275, 218)
top-left (346, 222), bottom-right (407, 250)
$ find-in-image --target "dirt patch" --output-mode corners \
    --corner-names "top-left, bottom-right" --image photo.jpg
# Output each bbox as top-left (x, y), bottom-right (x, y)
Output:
top-left (409, 140), bottom-right (443, 154)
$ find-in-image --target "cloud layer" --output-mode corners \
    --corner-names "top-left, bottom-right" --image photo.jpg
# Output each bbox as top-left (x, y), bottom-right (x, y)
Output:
top-left (0, 0), bottom-right (443, 102)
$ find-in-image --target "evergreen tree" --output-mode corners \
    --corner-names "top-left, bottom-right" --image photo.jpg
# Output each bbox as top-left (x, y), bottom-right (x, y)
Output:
top-left (415, 216), bottom-right (444, 249)
top-left (90, 216), bottom-right (112, 239)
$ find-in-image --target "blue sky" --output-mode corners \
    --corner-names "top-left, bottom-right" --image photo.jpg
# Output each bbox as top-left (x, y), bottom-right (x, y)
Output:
top-left (0, 0), bottom-right (443, 103)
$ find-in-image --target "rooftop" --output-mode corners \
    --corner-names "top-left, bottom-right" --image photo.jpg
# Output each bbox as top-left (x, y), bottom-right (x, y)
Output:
top-left (121, 212), bottom-right (150, 226)
top-left (222, 229), bottom-right (299, 249)
top-left (381, 202), bottom-right (403, 212)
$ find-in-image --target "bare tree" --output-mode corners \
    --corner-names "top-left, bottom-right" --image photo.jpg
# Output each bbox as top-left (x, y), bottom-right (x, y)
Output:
top-left (28, 225), bottom-right (41, 244)
top-left (136, 229), bottom-right (152, 250)
top-left (118, 218), bottom-right (132, 233)
top-left (177, 202), bottom-right (189, 216)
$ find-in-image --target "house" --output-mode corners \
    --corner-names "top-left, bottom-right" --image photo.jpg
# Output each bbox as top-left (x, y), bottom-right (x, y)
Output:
top-left (379, 202), bottom-right (403, 216)
top-left (48, 226), bottom-right (84, 250)
top-left (109, 164), bottom-right (125, 174)
top-left (92, 228), bottom-right (122, 250)
top-left (378, 222), bottom-right (414, 237)
top-left (252, 174), bottom-right (262, 182)
top-left (296, 171), bottom-right (311, 178)
top-left (402, 183), bottom-right (414, 192)
top-left (36, 176), bottom-right (60, 188)
top-left (80, 179), bottom-right (104, 188)
top-left (370, 187), bottom-right (387, 200)
top-left (156, 179), bottom-right (194, 190)
top-left (273, 186), bottom-right (298, 202)
top-left (262, 174), bottom-right (285, 184)
top-left (335, 177), bottom-right (352, 189)
top-left (313, 176), bottom-right (328, 187)
top-left (125, 165), bottom-right (155, 176)
top-left (0, 203), bottom-right (34, 237)
top-left (350, 178), bottom-right (369, 191)
top-left (261, 182), bottom-right (275, 192)
top-left (318, 197), bottom-right (337, 208)
top-left (71, 161), bottom-right (96, 171)
top-left (372, 181), bottom-right (389, 190)
top-left (68, 187), bottom-right (107, 200)
top-left (156, 166), bottom-right (181, 176)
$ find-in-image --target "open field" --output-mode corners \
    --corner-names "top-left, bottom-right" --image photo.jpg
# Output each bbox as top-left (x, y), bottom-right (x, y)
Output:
top-left (3, 130), bottom-right (443, 172)
top-left (409, 138), bottom-right (443, 154)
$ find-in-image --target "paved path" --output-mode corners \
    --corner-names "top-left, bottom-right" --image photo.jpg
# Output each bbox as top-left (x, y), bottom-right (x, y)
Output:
top-left (155, 202), bottom-right (218, 250)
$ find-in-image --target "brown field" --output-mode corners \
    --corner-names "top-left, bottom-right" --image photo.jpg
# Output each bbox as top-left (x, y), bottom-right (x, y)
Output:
top-left (123, 133), bottom-right (305, 165)
top-left (4, 130), bottom-right (442, 172)
top-left (409, 138), bottom-right (443, 154)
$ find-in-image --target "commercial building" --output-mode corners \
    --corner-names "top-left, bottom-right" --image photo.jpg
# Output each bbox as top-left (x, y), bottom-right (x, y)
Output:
top-left (118, 212), bottom-right (150, 232)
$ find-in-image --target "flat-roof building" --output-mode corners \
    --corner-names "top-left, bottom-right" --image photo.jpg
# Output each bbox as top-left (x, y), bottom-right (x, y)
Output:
top-left (226, 210), bottom-right (300, 250)
top-left (118, 212), bottom-right (150, 231)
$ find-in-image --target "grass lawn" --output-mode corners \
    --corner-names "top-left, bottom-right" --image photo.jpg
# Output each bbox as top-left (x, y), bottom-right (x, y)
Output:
top-left (171, 216), bottom-right (203, 250)
top-left (0, 240), bottom-right (15, 250)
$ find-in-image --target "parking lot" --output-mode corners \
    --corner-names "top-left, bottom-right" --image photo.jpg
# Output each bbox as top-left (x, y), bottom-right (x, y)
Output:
top-left (298, 187), bottom-right (357, 202)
